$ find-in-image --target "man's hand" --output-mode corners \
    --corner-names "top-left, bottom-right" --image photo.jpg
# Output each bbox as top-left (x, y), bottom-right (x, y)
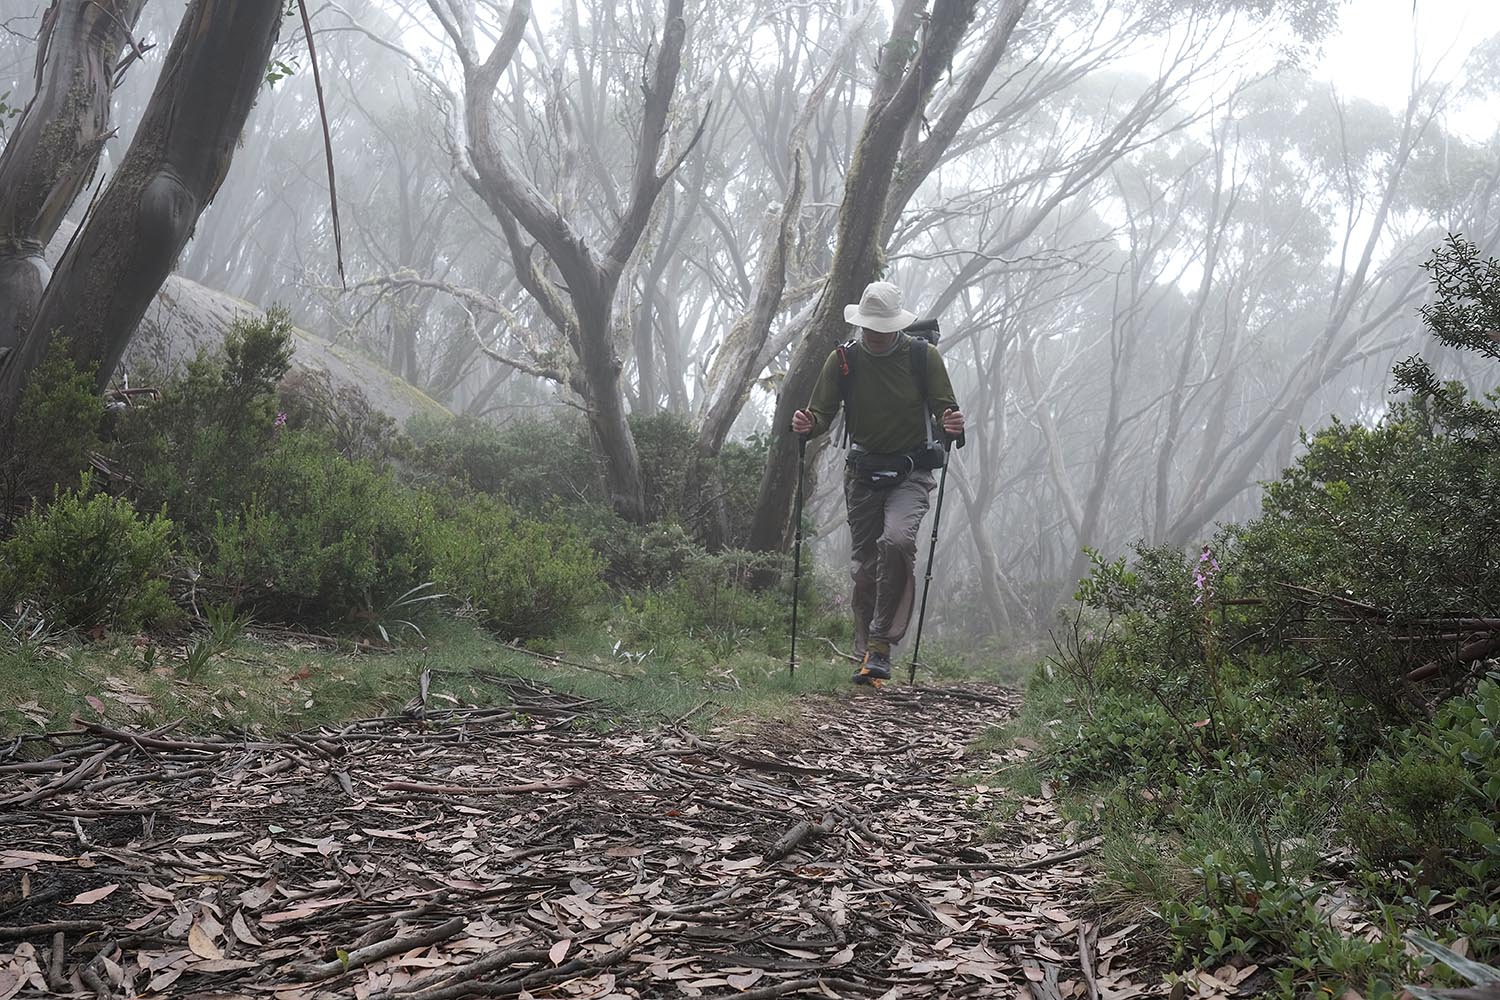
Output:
top-left (942, 407), bottom-right (965, 438)
top-left (791, 408), bottom-right (813, 435)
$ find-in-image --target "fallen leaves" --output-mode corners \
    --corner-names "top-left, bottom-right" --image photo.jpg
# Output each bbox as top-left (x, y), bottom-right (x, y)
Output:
top-left (63, 884), bottom-right (119, 907)
top-left (0, 677), bottom-right (1179, 998)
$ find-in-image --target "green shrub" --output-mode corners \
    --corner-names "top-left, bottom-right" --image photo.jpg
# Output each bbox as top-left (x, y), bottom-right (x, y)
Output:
top-left (278, 367), bottom-right (399, 464)
top-left (617, 548), bottom-right (796, 660)
top-left (406, 411), bottom-right (771, 548)
top-left (431, 493), bottom-right (603, 640)
top-left (405, 414), bottom-right (599, 513)
top-left (202, 433), bottom-right (437, 625)
top-left (1, 341), bottom-right (101, 511)
top-left (0, 485), bottom-right (175, 631)
top-left (114, 310), bottom-right (293, 538)
top-left (585, 516), bottom-right (701, 589)
top-left (628, 413), bottom-right (769, 545)
top-left (1347, 675), bottom-right (1500, 892)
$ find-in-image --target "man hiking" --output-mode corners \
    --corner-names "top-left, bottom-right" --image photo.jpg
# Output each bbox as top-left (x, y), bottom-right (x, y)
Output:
top-left (791, 280), bottom-right (965, 685)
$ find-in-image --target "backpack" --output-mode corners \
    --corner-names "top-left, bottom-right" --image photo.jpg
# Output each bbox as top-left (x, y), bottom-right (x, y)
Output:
top-left (834, 320), bottom-right (946, 469)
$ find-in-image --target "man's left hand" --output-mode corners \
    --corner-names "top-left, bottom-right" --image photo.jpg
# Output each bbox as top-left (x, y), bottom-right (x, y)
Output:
top-left (942, 407), bottom-right (965, 438)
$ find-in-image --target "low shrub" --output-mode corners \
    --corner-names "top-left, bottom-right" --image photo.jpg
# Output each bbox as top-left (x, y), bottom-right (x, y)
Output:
top-left (0, 485), bottom-right (176, 631)
top-left (616, 548), bottom-right (802, 660)
top-left (431, 493), bottom-right (603, 640)
top-left (114, 310), bottom-right (293, 539)
top-left (0, 341), bottom-right (101, 514)
top-left (405, 414), bottom-right (598, 512)
top-left (1346, 674), bottom-right (1500, 892)
top-left (201, 433), bottom-right (437, 626)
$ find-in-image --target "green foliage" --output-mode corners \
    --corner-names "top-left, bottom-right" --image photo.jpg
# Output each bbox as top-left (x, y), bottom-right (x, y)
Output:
top-left (617, 548), bottom-right (794, 661)
top-left (627, 413), bottom-right (770, 546)
top-left (1227, 397), bottom-right (1500, 714)
top-left (406, 411), bottom-right (771, 548)
top-left (278, 367), bottom-right (399, 464)
top-left (179, 603), bottom-right (252, 680)
top-left (1021, 250), bottom-right (1500, 991)
top-left (431, 493), bottom-right (603, 640)
top-left (0, 485), bottom-right (176, 631)
top-left (1393, 235), bottom-right (1500, 438)
top-left (586, 517), bottom-right (702, 590)
top-left (202, 432), bottom-right (437, 626)
top-left (1348, 675), bottom-right (1500, 890)
top-left (405, 414), bottom-right (597, 513)
top-left (115, 310), bottom-right (293, 539)
top-left (2, 340), bottom-right (101, 507)
top-left (1238, 402), bottom-right (1500, 616)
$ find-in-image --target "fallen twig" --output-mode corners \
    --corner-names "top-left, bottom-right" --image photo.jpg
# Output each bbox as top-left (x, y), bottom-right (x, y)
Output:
top-left (296, 916), bottom-right (467, 980)
top-left (380, 776), bottom-right (588, 796)
top-left (767, 813), bottom-right (835, 863)
top-left (1078, 922), bottom-right (1101, 1000)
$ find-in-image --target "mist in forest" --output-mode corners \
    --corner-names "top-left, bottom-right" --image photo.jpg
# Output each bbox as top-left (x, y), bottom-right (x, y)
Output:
top-left (4, 0), bottom-right (1497, 642)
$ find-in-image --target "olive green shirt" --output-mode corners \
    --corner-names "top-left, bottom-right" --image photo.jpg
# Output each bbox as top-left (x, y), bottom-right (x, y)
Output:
top-left (804, 334), bottom-right (959, 454)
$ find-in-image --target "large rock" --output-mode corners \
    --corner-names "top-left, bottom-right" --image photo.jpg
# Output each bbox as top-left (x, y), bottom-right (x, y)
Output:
top-left (126, 277), bottom-right (448, 424)
top-left (42, 226), bottom-right (447, 424)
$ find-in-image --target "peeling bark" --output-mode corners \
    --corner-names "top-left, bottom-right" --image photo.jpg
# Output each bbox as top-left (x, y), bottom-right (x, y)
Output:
top-left (0, 0), bottom-right (285, 420)
top-left (749, 0), bottom-right (982, 553)
top-left (0, 0), bottom-right (147, 354)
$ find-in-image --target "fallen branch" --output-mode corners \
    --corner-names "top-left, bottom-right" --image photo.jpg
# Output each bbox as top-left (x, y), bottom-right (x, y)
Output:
top-left (4, 745), bottom-right (123, 807)
top-left (46, 931), bottom-right (67, 992)
top-left (1078, 922), bottom-right (1100, 1000)
top-left (767, 813), bottom-right (835, 863)
top-left (380, 776), bottom-right (588, 796)
top-left (907, 837), bottom-right (1103, 875)
top-left (380, 947), bottom-right (550, 998)
top-left (0, 920), bottom-right (106, 942)
top-left (296, 916), bottom-right (467, 980)
top-left (501, 642), bottom-right (630, 680)
top-left (730, 977), bottom-right (862, 1000)
top-left (1406, 634), bottom-right (1500, 684)
top-left (1013, 838), bottom-right (1104, 872)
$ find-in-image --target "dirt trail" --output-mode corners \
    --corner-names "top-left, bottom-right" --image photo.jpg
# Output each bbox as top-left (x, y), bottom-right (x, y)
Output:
top-left (0, 677), bottom-right (1159, 999)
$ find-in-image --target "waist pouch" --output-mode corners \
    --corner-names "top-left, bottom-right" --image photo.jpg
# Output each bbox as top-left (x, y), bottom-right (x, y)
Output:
top-left (850, 451), bottom-right (917, 490)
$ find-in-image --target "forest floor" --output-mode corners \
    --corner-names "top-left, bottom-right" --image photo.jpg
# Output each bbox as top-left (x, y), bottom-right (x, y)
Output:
top-left (0, 669), bottom-right (1174, 1000)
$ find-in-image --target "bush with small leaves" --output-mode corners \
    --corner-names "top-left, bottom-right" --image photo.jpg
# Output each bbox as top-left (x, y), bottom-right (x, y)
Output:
top-left (0, 341), bottom-right (101, 515)
top-left (202, 433), bottom-right (437, 626)
top-left (0, 485), bottom-right (176, 631)
top-left (430, 493), bottom-right (603, 640)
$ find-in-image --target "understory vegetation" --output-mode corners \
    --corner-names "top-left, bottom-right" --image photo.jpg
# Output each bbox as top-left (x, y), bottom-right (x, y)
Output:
top-left (988, 237), bottom-right (1500, 997)
top-left (0, 311), bottom-right (858, 729)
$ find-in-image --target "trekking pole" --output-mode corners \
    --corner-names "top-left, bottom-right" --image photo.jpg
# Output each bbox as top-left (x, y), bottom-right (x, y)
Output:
top-left (908, 440), bottom-right (953, 685)
top-left (788, 432), bottom-right (809, 678)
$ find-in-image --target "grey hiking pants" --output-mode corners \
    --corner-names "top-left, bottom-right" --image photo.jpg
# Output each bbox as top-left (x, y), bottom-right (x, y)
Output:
top-left (844, 466), bottom-right (935, 655)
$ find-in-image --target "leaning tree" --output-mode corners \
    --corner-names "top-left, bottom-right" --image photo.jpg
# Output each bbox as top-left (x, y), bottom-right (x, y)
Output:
top-left (0, 0), bottom-right (287, 425)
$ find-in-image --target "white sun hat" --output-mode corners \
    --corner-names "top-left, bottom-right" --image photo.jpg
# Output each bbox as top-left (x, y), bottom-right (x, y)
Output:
top-left (844, 280), bottom-right (917, 333)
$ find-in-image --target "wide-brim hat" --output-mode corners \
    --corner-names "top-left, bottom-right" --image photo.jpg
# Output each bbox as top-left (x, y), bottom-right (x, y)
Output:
top-left (844, 280), bottom-right (917, 333)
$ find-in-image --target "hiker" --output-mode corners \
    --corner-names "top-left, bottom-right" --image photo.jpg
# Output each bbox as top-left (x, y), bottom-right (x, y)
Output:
top-left (791, 280), bottom-right (965, 684)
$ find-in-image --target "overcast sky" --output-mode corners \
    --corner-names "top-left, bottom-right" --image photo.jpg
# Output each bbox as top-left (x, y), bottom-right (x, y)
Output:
top-left (1320, 0), bottom-right (1500, 124)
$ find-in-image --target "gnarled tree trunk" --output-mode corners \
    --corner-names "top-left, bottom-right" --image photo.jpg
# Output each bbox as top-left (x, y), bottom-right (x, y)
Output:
top-left (0, 0), bottom-right (285, 420)
top-left (748, 0), bottom-right (981, 553)
top-left (0, 0), bottom-right (148, 355)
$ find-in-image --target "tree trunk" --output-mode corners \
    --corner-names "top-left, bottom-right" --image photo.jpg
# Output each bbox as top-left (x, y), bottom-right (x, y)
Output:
top-left (748, 0), bottom-right (979, 553)
top-left (0, 0), bottom-right (285, 417)
top-left (0, 0), bottom-right (148, 355)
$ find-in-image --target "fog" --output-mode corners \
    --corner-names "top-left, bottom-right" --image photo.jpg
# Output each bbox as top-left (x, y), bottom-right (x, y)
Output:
top-left (4, 0), bottom-right (1497, 642)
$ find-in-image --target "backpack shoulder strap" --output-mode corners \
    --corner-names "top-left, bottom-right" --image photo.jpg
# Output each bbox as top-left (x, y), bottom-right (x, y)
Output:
top-left (910, 337), bottom-right (930, 404)
top-left (835, 339), bottom-right (857, 448)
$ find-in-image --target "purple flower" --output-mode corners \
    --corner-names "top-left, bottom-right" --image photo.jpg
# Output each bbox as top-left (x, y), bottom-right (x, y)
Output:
top-left (1193, 545), bottom-right (1217, 606)
top-left (274, 411), bottom-right (288, 430)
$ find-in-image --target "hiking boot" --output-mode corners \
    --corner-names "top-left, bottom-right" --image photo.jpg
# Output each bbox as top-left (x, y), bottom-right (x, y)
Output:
top-left (852, 648), bottom-right (892, 686)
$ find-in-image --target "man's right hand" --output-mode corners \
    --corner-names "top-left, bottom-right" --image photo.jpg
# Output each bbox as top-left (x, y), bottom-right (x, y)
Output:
top-left (790, 408), bottom-right (813, 435)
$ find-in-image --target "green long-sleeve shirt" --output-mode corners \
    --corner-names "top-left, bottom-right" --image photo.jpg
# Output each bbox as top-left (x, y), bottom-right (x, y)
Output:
top-left (804, 334), bottom-right (959, 454)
